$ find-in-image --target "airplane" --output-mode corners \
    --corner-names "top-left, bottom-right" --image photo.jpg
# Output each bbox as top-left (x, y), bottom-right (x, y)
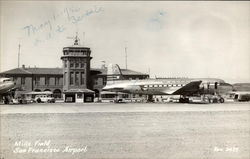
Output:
top-left (0, 78), bottom-right (15, 94)
top-left (0, 78), bottom-right (15, 103)
top-left (102, 64), bottom-right (233, 103)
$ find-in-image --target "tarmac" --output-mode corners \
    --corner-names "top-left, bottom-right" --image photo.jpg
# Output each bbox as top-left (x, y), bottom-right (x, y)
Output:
top-left (0, 102), bottom-right (250, 159)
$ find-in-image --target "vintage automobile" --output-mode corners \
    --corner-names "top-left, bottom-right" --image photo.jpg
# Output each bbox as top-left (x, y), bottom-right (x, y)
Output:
top-left (34, 94), bottom-right (55, 103)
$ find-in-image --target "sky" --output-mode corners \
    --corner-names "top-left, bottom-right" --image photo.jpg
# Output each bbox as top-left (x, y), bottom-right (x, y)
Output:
top-left (0, 1), bottom-right (249, 83)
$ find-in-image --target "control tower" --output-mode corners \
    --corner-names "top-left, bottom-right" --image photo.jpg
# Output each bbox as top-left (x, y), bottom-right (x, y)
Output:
top-left (61, 35), bottom-right (94, 102)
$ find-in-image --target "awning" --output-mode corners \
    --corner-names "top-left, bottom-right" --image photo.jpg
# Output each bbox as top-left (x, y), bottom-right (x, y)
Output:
top-left (63, 89), bottom-right (94, 94)
top-left (100, 91), bottom-right (127, 95)
top-left (25, 91), bottom-right (53, 95)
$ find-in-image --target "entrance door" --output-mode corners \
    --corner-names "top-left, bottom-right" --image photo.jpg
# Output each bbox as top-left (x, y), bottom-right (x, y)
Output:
top-left (65, 94), bottom-right (75, 102)
top-left (84, 94), bottom-right (94, 102)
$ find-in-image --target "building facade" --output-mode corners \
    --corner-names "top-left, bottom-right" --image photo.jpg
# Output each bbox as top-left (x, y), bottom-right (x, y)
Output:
top-left (0, 66), bottom-right (63, 98)
top-left (0, 38), bottom-right (149, 102)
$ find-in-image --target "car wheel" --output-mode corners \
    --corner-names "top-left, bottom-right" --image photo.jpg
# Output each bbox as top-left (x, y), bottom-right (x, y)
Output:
top-left (37, 98), bottom-right (41, 103)
top-left (219, 98), bottom-right (224, 103)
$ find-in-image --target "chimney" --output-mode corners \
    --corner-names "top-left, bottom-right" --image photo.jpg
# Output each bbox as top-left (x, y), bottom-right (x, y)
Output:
top-left (22, 64), bottom-right (25, 69)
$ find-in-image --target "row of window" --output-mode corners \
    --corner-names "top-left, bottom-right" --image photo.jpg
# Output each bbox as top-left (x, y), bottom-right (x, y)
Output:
top-left (12, 77), bottom-right (27, 85)
top-left (65, 62), bottom-right (85, 68)
top-left (143, 84), bottom-right (186, 88)
top-left (64, 52), bottom-right (89, 56)
top-left (34, 77), bottom-right (61, 86)
top-left (13, 77), bottom-right (61, 86)
top-left (64, 50), bottom-right (90, 53)
top-left (69, 72), bottom-right (85, 85)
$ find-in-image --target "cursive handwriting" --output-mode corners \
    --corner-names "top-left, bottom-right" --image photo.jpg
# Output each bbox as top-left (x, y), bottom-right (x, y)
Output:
top-left (147, 10), bottom-right (166, 31)
top-left (22, 6), bottom-right (104, 46)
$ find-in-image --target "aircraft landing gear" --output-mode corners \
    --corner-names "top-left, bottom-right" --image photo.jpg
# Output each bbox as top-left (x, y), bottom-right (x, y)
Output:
top-left (179, 97), bottom-right (189, 103)
top-left (147, 95), bottom-right (154, 102)
top-left (206, 95), bottom-right (225, 103)
top-left (219, 98), bottom-right (224, 103)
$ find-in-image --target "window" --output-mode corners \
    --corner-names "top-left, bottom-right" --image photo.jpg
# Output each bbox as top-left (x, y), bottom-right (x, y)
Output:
top-left (13, 77), bottom-right (17, 82)
top-left (45, 77), bottom-right (50, 85)
top-left (159, 85), bottom-right (163, 87)
top-left (80, 72), bottom-right (84, 85)
top-left (95, 79), bottom-right (98, 85)
top-left (163, 85), bottom-right (167, 87)
top-left (70, 63), bottom-right (74, 68)
top-left (70, 72), bottom-right (74, 85)
top-left (21, 77), bottom-right (25, 85)
top-left (55, 77), bottom-right (60, 85)
top-left (80, 63), bottom-right (84, 68)
top-left (64, 73), bottom-right (67, 84)
top-left (35, 77), bottom-right (40, 85)
top-left (64, 51), bottom-right (68, 55)
top-left (154, 85), bottom-right (158, 87)
top-left (75, 72), bottom-right (79, 85)
top-left (64, 61), bottom-right (67, 68)
top-left (75, 63), bottom-right (79, 68)
top-left (103, 77), bottom-right (107, 85)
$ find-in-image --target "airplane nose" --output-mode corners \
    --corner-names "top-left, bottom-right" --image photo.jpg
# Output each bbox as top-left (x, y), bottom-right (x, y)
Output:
top-left (11, 81), bottom-right (15, 86)
top-left (218, 83), bottom-right (233, 93)
top-left (220, 82), bottom-right (233, 87)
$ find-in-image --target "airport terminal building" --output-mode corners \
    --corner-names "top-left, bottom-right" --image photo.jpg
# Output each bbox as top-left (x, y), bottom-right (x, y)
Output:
top-left (0, 38), bottom-right (149, 102)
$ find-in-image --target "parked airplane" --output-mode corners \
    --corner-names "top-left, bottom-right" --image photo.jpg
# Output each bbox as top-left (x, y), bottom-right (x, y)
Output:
top-left (0, 78), bottom-right (15, 104)
top-left (0, 78), bottom-right (15, 94)
top-left (102, 64), bottom-right (233, 103)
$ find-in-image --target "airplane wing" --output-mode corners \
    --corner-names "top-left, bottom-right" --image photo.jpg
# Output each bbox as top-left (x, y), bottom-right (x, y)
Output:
top-left (172, 80), bottom-right (202, 96)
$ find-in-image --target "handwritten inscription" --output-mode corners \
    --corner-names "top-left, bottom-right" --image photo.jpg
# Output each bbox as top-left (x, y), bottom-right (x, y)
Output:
top-left (22, 6), bottom-right (104, 46)
top-left (147, 10), bottom-right (166, 31)
top-left (13, 140), bottom-right (87, 155)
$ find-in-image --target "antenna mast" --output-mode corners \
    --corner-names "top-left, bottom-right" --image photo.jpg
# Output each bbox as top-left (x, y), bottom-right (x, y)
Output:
top-left (82, 32), bottom-right (85, 46)
top-left (125, 43), bottom-right (128, 70)
top-left (18, 43), bottom-right (21, 68)
top-left (148, 67), bottom-right (150, 78)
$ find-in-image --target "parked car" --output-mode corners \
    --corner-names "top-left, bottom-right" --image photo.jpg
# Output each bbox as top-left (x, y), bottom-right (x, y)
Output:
top-left (34, 95), bottom-right (55, 103)
top-left (10, 98), bottom-right (19, 104)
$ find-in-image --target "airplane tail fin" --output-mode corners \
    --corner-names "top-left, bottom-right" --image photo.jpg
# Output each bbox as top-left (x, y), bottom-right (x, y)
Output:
top-left (106, 64), bottom-right (124, 85)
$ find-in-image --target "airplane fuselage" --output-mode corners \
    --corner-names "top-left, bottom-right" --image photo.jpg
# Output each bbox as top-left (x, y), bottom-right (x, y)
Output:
top-left (103, 78), bottom-right (232, 96)
top-left (0, 78), bottom-right (15, 94)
